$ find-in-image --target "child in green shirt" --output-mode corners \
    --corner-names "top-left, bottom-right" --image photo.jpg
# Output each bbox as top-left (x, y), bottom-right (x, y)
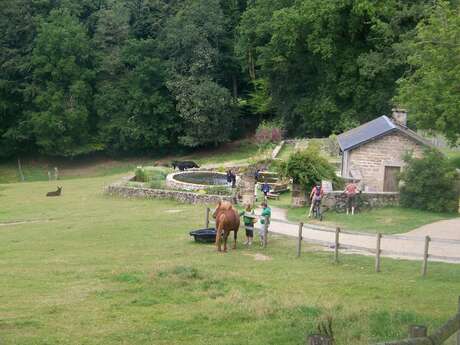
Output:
top-left (240, 204), bottom-right (256, 245)
top-left (259, 202), bottom-right (271, 246)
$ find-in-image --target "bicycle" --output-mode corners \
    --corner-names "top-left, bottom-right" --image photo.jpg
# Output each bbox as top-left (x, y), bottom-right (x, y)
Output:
top-left (312, 199), bottom-right (323, 221)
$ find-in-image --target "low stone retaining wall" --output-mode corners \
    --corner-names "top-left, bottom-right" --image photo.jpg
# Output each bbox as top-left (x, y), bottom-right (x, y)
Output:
top-left (322, 191), bottom-right (400, 211)
top-left (105, 182), bottom-right (234, 204)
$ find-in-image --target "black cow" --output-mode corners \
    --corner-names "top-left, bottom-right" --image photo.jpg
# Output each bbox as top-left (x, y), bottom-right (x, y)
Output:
top-left (171, 160), bottom-right (200, 171)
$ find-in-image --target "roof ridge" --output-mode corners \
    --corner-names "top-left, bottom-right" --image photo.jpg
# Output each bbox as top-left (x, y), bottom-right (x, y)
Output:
top-left (382, 115), bottom-right (396, 128)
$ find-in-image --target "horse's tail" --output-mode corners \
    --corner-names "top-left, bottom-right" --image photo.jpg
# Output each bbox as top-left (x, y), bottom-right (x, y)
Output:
top-left (217, 213), bottom-right (226, 235)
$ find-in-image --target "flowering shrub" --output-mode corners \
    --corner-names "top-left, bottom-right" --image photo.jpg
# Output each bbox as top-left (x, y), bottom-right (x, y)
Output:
top-left (254, 121), bottom-right (284, 147)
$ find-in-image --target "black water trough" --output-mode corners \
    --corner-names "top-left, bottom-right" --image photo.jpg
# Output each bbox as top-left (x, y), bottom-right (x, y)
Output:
top-left (189, 228), bottom-right (216, 243)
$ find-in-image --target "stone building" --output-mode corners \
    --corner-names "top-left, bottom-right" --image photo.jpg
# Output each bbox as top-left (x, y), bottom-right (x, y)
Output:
top-left (338, 109), bottom-right (431, 192)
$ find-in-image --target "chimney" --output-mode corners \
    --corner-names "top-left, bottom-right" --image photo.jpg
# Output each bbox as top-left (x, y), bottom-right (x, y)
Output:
top-left (391, 108), bottom-right (407, 127)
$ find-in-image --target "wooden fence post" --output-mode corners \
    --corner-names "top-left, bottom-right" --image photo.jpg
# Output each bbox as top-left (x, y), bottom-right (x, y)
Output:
top-left (297, 222), bottom-right (303, 258)
top-left (263, 216), bottom-right (269, 249)
top-left (205, 207), bottom-right (210, 228)
top-left (422, 236), bottom-right (431, 277)
top-left (375, 233), bottom-right (382, 273)
top-left (409, 325), bottom-right (427, 338)
top-left (457, 296), bottom-right (460, 345)
top-left (307, 335), bottom-right (333, 345)
top-left (334, 227), bottom-right (340, 263)
top-left (17, 158), bottom-right (25, 182)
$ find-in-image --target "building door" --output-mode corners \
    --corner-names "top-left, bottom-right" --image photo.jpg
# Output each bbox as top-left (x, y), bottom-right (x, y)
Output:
top-left (383, 166), bottom-right (401, 192)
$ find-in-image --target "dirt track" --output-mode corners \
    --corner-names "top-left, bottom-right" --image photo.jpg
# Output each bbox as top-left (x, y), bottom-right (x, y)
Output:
top-left (261, 207), bottom-right (460, 264)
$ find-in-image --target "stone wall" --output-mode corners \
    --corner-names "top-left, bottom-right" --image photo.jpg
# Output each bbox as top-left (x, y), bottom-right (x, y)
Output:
top-left (322, 191), bottom-right (400, 211)
top-left (105, 183), bottom-right (234, 204)
top-left (348, 131), bottom-right (425, 192)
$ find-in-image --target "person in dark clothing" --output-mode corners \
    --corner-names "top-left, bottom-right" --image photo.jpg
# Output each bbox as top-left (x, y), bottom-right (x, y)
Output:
top-left (226, 170), bottom-right (232, 187)
top-left (254, 169), bottom-right (260, 182)
top-left (261, 182), bottom-right (270, 199)
top-left (231, 171), bottom-right (237, 188)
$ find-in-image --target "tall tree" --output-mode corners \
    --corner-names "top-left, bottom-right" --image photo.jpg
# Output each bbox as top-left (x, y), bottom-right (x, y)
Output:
top-left (96, 39), bottom-right (178, 153)
top-left (396, 1), bottom-right (460, 145)
top-left (29, 8), bottom-right (96, 156)
top-left (237, 0), bottom-right (432, 136)
top-left (161, 0), bottom-right (239, 147)
top-left (0, 0), bottom-right (53, 157)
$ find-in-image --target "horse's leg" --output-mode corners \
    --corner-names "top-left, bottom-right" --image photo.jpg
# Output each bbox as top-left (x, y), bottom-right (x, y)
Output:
top-left (233, 229), bottom-right (237, 249)
top-left (216, 224), bottom-right (222, 252)
top-left (223, 230), bottom-right (229, 252)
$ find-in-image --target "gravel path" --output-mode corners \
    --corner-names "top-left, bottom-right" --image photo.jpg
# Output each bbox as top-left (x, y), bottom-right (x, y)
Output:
top-left (258, 207), bottom-right (460, 264)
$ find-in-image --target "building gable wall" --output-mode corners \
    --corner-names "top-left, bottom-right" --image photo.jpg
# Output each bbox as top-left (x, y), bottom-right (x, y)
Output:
top-left (347, 131), bottom-right (424, 192)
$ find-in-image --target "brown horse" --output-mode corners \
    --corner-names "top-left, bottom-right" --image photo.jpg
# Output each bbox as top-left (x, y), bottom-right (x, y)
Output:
top-left (212, 201), bottom-right (240, 252)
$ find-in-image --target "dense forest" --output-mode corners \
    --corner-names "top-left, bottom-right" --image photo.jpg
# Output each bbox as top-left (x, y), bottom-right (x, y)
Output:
top-left (1, 0), bottom-right (459, 158)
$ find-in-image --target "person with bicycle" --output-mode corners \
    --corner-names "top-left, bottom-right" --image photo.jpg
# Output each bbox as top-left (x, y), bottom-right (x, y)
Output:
top-left (343, 180), bottom-right (359, 215)
top-left (308, 182), bottom-right (324, 218)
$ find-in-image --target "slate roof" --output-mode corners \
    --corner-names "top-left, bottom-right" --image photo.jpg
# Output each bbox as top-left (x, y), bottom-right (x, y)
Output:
top-left (337, 115), bottom-right (431, 152)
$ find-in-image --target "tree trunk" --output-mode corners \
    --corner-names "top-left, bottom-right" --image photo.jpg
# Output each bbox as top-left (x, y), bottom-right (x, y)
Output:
top-left (248, 49), bottom-right (256, 81)
top-left (241, 174), bottom-right (255, 207)
top-left (232, 75), bottom-right (238, 99)
top-left (292, 182), bottom-right (307, 207)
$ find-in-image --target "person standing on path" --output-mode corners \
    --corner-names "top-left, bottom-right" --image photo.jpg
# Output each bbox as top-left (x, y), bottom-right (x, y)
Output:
top-left (343, 180), bottom-right (359, 215)
top-left (240, 204), bottom-right (256, 246)
top-left (231, 171), bottom-right (237, 188)
top-left (261, 182), bottom-right (270, 201)
top-left (226, 170), bottom-right (233, 187)
top-left (259, 202), bottom-right (271, 246)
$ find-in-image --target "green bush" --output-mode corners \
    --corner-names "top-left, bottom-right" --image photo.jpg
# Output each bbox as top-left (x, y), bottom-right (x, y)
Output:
top-left (277, 146), bottom-right (337, 187)
top-left (135, 167), bottom-right (167, 186)
top-left (135, 167), bottom-right (148, 182)
top-left (399, 149), bottom-right (459, 213)
top-left (448, 153), bottom-right (460, 169)
top-left (204, 186), bottom-right (232, 195)
top-left (324, 134), bottom-right (340, 157)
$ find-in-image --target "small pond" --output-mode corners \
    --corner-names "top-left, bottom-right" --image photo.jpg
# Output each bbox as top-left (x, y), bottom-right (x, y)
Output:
top-left (166, 171), bottom-right (232, 191)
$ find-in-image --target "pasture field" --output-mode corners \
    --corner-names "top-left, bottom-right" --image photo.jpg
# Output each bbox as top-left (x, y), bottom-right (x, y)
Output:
top-left (0, 140), bottom-right (261, 184)
top-left (1, 176), bottom-right (459, 345)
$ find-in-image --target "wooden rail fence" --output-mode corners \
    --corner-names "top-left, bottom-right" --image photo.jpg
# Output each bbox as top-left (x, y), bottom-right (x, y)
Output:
top-left (204, 208), bottom-right (460, 276)
top-left (203, 208), bottom-right (460, 344)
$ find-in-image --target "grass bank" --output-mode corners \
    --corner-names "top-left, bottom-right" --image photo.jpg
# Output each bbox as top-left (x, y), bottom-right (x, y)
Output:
top-left (0, 176), bottom-right (459, 344)
top-left (264, 190), bottom-right (457, 234)
top-left (287, 206), bottom-right (457, 234)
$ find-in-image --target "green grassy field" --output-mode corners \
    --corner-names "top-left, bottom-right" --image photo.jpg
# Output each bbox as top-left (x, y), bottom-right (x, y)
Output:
top-left (0, 141), bottom-right (262, 184)
top-left (1, 176), bottom-right (460, 345)
top-left (287, 206), bottom-right (457, 234)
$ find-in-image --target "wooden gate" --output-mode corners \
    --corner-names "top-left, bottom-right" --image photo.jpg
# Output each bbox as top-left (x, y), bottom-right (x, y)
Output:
top-left (383, 166), bottom-right (400, 192)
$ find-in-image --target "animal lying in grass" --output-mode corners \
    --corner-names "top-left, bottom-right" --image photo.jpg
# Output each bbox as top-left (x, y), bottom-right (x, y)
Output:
top-left (171, 161), bottom-right (199, 171)
top-left (212, 200), bottom-right (240, 252)
top-left (46, 186), bottom-right (62, 197)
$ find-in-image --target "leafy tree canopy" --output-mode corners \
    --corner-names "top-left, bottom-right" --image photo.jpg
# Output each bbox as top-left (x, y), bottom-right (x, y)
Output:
top-left (396, 1), bottom-right (460, 145)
